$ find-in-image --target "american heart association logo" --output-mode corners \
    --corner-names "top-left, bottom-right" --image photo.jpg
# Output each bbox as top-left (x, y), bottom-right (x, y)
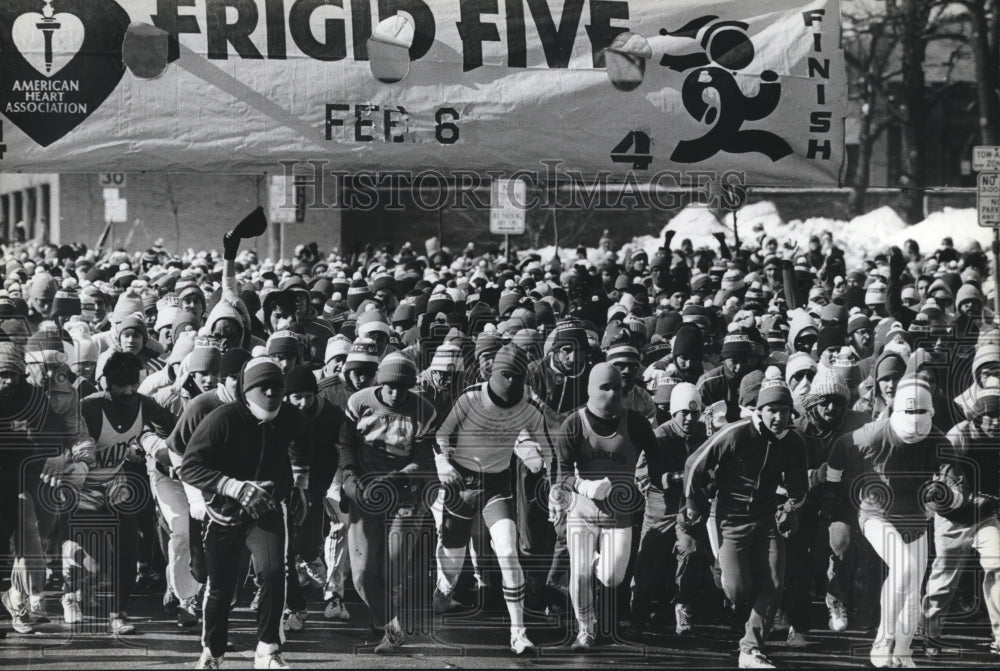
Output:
top-left (1, 0), bottom-right (129, 147)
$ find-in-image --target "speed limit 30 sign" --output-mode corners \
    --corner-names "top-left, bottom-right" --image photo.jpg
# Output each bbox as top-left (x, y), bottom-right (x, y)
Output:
top-left (979, 172), bottom-right (1000, 227)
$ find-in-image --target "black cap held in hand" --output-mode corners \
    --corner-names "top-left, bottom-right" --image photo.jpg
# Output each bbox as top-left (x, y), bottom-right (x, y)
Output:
top-left (231, 206), bottom-right (268, 239)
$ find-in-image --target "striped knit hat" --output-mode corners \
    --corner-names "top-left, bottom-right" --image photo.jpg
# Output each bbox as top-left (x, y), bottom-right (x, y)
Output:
top-left (376, 352), bottom-right (417, 388)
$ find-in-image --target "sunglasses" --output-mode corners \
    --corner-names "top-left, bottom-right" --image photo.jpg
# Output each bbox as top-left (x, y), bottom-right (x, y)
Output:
top-left (791, 370), bottom-right (816, 382)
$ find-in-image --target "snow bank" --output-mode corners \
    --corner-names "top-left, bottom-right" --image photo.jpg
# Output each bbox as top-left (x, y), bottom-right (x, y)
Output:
top-left (523, 203), bottom-right (987, 272)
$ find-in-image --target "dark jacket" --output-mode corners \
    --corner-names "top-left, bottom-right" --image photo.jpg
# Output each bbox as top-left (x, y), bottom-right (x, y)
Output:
top-left (181, 400), bottom-right (310, 526)
top-left (685, 414), bottom-right (808, 523)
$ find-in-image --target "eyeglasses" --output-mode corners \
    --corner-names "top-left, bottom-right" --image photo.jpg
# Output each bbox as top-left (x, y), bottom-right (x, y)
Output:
top-left (791, 370), bottom-right (816, 382)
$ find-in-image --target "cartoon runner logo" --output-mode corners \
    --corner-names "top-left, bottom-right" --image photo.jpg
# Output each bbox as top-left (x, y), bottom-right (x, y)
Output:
top-left (0, 0), bottom-right (129, 147)
top-left (660, 16), bottom-right (793, 164)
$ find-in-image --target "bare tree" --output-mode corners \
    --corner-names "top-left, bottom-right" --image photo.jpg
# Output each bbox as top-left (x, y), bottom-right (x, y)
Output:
top-left (845, 0), bottom-right (984, 219)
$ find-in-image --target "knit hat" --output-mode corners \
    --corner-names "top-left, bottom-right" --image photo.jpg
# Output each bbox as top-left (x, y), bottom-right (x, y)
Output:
top-left (356, 307), bottom-right (391, 338)
top-left (168, 330), bottom-right (197, 365)
top-left (606, 344), bottom-right (641, 368)
top-left (242, 357), bottom-right (284, 393)
top-left (847, 312), bottom-right (872, 335)
top-left (429, 344), bottom-right (465, 373)
top-left (785, 352), bottom-right (817, 383)
top-left (817, 326), bottom-right (846, 354)
top-left (117, 314), bottom-right (148, 347)
top-left (722, 332), bottom-right (755, 358)
top-left (670, 382), bottom-right (702, 414)
top-left (188, 336), bottom-right (222, 374)
top-left (474, 333), bottom-right (503, 360)
top-left (345, 337), bottom-right (380, 369)
top-left (498, 291), bottom-right (521, 318)
top-left (955, 283), bottom-right (982, 310)
top-left (112, 291), bottom-right (146, 322)
top-left (285, 365), bottom-right (319, 395)
top-left (51, 287), bottom-right (81, 318)
top-left (757, 366), bottom-right (793, 407)
top-left (865, 281), bottom-right (887, 306)
top-left (820, 304), bottom-right (847, 325)
top-left (492, 343), bottom-right (529, 377)
top-left (892, 377), bottom-right (934, 414)
top-left (66, 338), bottom-right (98, 367)
top-left (172, 310), bottom-right (201, 344)
top-left (739, 370), bottom-right (765, 407)
top-left (669, 323), bottom-right (702, 361)
top-left (392, 303), bottom-right (415, 326)
top-left (346, 280), bottom-right (372, 311)
top-left (376, 352), bottom-right (417, 387)
top-left (874, 352), bottom-right (907, 382)
top-left (804, 366), bottom-right (849, 407)
top-left (324, 335), bottom-right (352, 363)
top-left (266, 330), bottom-right (300, 358)
top-left (220, 348), bottom-right (253, 378)
top-left (0, 341), bottom-right (26, 375)
top-left (970, 378), bottom-right (1000, 418)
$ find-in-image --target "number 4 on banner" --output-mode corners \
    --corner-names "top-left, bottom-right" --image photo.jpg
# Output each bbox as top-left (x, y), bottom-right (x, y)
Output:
top-left (611, 130), bottom-right (652, 170)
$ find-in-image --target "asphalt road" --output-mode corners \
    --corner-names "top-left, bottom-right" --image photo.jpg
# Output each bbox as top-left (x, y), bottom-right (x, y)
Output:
top-left (1, 586), bottom-right (997, 669)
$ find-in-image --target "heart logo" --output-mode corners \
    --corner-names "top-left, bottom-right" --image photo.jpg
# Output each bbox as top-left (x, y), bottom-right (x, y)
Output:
top-left (0, 0), bottom-right (129, 147)
top-left (12, 10), bottom-right (85, 77)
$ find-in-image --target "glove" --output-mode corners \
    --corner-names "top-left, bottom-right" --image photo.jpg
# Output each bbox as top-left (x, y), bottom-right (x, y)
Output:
top-left (548, 483), bottom-right (568, 524)
top-left (435, 453), bottom-right (461, 486)
top-left (124, 438), bottom-right (145, 464)
top-left (290, 485), bottom-right (309, 527)
top-left (372, 470), bottom-right (410, 493)
top-left (514, 432), bottom-right (545, 473)
top-left (973, 494), bottom-right (1000, 518)
top-left (661, 472), bottom-right (684, 489)
top-left (576, 477), bottom-right (613, 501)
top-left (679, 507), bottom-right (704, 527)
top-left (222, 232), bottom-right (240, 261)
top-left (775, 502), bottom-right (799, 537)
top-left (71, 439), bottom-right (97, 467)
top-left (219, 478), bottom-right (276, 519)
top-left (40, 453), bottom-right (72, 487)
top-left (341, 471), bottom-right (362, 503)
top-left (324, 480), bottom-right (343, 517)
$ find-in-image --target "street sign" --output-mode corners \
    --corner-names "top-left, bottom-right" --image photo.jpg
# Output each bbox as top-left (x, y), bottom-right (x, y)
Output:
top-left (973, 146), bottom-right (1000, 172)
top-left (978, 172), bottom-right (1000, 227)
top-left (490, 178), bottom-right (527, 236)
top-left (268, 175), bottom-right (296, 224)
top-left (105, 198), bottom-right (127, 223)
top-left (98, 173), bottom-right (127, 187)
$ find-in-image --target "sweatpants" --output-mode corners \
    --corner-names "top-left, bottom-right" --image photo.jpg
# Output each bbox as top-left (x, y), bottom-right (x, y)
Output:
top-left (630, 490), bottom-right (709, 624)
top-left (1, 493), bottom-right (46, 612)
top-left (718, 516), bottom-right (785, 654)
top-left (922, 514), bottom-right (1000, 643)
top-left (515, 461), bottom-right (561, 605)
top-left (781, 504), bottom-right (822, 632)
top-left (202, 508), bottom-right (286, 658)
top-left (323, 502), bottom-right (351, 601)
top-left (348, 502), bottom-right (425, 629)
top-left (150, 469), bottom-right (201, 602)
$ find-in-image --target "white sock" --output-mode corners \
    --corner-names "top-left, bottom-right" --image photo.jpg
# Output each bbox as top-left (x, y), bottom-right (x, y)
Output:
top-left (256, 641), bottom-right (279, 655)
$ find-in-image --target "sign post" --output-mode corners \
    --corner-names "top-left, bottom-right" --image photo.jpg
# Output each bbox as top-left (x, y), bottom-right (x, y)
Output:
top-left (976, 166), bottom-right (1000, 324)
top-left (491, 178), bottom-right (527, 265)
top-left (102, 178), bottom-right (127, 250)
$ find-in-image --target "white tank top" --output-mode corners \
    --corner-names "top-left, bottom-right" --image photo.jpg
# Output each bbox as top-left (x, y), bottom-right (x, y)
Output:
top-left (87, 405), bottom-right (144, 485)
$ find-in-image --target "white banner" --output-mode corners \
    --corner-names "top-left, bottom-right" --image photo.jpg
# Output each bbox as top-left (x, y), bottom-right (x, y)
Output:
top-left (0, 0), bottom-right (847, 185)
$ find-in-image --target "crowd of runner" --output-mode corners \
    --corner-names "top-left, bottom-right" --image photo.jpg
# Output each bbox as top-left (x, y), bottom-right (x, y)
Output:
top-left (0, 209), bottom-right (997, 669)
